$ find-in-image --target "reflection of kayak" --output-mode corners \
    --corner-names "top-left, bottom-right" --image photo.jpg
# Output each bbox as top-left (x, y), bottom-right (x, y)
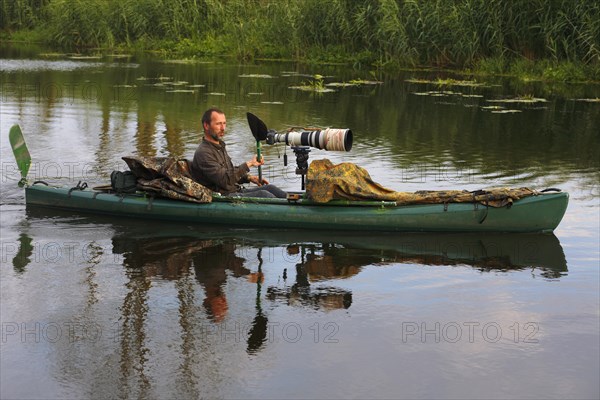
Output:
top-left (24, 207), bottom-right (569, 276)
top-left (25, 184), bottom-right (568, 233)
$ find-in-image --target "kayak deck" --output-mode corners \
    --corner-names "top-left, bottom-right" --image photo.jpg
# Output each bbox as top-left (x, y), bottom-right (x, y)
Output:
top-left (24, 184), bottom-right (569, 233)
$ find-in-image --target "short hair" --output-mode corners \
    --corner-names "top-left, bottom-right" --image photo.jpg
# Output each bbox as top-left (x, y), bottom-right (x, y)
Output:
top-left (201, 107), bottom-right (224, 128)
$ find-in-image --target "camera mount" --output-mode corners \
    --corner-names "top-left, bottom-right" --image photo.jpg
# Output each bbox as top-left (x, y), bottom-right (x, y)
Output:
top-left (247, 112), bottom-right (352, 191)
top-left (291, 146), bottom-right (311, 190)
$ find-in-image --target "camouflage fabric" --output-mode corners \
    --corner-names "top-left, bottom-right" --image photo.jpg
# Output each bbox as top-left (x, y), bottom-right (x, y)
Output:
top-left (122, 156), bottom-right (213, 203)
top-left (306, 159), bottom-right (537, 207)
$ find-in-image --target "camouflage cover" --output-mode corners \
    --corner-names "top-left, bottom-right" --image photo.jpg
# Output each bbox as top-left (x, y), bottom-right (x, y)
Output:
top-left (306, 159), bottom-right (537, 207)
top-left (122, 156), bottom-right (213, 203)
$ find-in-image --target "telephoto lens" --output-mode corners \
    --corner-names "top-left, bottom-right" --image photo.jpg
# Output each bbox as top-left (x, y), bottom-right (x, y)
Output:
top-left (266, 128), bottom-right (352, 151)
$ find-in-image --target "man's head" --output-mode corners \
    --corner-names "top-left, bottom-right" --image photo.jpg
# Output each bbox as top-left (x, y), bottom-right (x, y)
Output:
top-left (202, 107), bottom-right (226, 142)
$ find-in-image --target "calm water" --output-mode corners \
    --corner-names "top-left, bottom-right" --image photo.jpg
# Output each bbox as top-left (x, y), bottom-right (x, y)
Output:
top-left (1, 44), bottom-right (599, 399)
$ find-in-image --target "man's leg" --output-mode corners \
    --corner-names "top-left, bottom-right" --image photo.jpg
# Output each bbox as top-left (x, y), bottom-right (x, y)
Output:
top-left (237, 184), bottom-right (287, 198)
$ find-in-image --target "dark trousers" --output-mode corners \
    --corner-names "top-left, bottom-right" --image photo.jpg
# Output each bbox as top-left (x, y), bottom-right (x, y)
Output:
top-left (230, 184), bottom-right (287, 199)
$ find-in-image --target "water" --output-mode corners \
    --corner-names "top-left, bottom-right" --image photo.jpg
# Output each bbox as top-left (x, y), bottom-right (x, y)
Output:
top-left (1, 44), bottom-right (599, 399)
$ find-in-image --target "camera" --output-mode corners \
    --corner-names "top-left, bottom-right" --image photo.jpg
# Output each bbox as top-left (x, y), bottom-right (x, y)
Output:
top-left (246, 112), bottom-right (354, 190)
top-left (265, 128), bottom-right (353, 152)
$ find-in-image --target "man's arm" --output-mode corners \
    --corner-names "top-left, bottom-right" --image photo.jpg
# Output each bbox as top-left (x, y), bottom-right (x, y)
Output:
top-left (196, 150), bottom-right (250, 191)
top-left (191, 142), bottom-right (247, 192)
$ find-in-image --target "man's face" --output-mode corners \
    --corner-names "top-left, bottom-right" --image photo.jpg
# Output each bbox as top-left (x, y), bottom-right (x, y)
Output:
top-left (205, 112), bottom-right (226, 141)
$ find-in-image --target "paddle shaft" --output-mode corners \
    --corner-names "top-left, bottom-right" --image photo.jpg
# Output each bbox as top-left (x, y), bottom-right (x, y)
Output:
top-left (256, 141), bottom-right (262, 181)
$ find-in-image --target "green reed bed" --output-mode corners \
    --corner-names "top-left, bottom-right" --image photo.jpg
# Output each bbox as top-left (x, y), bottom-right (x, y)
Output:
top-left (2, 0), bottom-right (599, 81)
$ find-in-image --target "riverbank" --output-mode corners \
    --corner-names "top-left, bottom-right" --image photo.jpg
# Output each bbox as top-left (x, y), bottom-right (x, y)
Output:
top-left (2, 0), bottom-right (599, 83)
top-left (4, 32), bottom-right (600, 85)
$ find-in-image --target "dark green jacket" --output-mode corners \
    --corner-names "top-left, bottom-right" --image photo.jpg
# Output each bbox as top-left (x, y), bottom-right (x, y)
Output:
top-left (191, 138), bottom-right (250, 194)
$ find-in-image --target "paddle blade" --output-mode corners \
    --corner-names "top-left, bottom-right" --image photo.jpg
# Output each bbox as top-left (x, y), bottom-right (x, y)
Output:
top-left (9, 124), bottom-right (31, 181)
top-left (246, 112), bottom-right (269, 141)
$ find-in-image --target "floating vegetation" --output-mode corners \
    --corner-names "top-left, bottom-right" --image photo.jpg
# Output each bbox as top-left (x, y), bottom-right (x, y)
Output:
top-left (136, 76), bottom-right (150, 81)
top-left (491, 109), bottom-right (522, 114)
top-left (39, 53), bottom-right (66, 58)
top-left (166, 89), bottom-right (195, 93)
top-left (289, 75), bottom-right (335, 93)
top-left (157, 76), bottom-right (172, 81)
top-left (166, 81), bottom-right (189, 86)
top-left (247, 92), bottom-right (263, 96)
top-left (162, 59), bottom-right (194, 64)
top-left (187, 84), bottom-right (205, 88)
top-left (411, 90), bottom-right (459, 96)
top-left (572, 98), bottom-right (600, 103)
top-left (68, 55), bottom-right (102, 60)
top-left (208, 92), bottom-right (226, 96)
top-left (107, 54), bottom-right (131, 59)
top-left (238, 74), bottom-right (275, 78)
top-left (349, 79), bottom-right (383, 85)
top-left (281, 72), bottom-right (314, 78)
top-left (405, 78), bottom-right (431, 84)
top-left (326, 82), bottom-right (358, 87)
top-left (482, 104), bottom-right (523, 113)
top-left (406, 78), bottom-right (486, 87)
top-left (436, 78), bottom-right (485, 87)
top-left (487, 95), bottom-right (548, 103)
top-left (325, 79), bottom-right (382, 88)
top-left (261, 101), bottom-right (284, 105)
top-left (113, 84), bottom-right (135, 88)
top-left (461, 94), bottom-right (484, 98)
top-left (289, 85), bottom-right (335, 93)
top-left (161, 59), bottom-right (213, 65)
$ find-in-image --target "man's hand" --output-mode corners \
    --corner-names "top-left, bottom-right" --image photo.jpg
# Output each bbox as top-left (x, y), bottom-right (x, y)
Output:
top-left (246, 155), bottom-right (264, 168)
top-left (248, 175), bottom-right (269, 186)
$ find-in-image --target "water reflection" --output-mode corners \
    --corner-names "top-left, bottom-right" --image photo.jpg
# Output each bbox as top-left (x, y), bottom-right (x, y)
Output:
top-left (110, 234), bottom-right (355, 355)
top-left (6, 208), bottom-right (572, 397)
top-left (267, 245), bottom-right (356, 311)
top-left (118, 259), bottom-right (152, 398)
top-left (22, 207), bottom-right (569, 282)
top-left (12, 233), bottom-right (33, 273)
top-left (2, 45), bottom-right (597, 399)
top-left (2, 51), bottom-right (598, 194)
top-left (12, 209), bottom-right (570, 372)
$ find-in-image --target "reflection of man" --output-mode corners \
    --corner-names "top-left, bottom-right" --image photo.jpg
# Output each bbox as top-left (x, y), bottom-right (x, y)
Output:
top-left (191, 108), bottom-right (287, 198)
top-left (193, 243), bottom-right (251, 322)
top-left (116, 237), bottom-right (204, 279)
top-left (115, 236), bottom-right (253, 322)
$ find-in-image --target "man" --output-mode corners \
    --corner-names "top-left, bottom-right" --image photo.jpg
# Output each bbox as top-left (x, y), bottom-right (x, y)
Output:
top-left (191, 108), bottom-right (287, 198)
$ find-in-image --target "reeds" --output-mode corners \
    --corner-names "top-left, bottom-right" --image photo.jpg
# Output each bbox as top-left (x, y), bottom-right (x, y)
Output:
top-left (3, 0), bottom-right (599, 71)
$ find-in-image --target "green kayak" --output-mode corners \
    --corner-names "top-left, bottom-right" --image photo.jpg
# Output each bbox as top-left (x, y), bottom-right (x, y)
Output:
top-left (25, 184), bottom-right (568, 233)
top-left (11, 123), bottom-right (569, 233)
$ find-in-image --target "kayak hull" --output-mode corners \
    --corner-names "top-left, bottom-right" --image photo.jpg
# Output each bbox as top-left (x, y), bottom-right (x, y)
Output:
top-left (25, 185), bottom-right (569, 233)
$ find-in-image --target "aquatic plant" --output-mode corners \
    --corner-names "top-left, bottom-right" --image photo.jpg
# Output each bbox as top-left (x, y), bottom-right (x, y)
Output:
top-left (289, 75), bottom-right (335, 93)
top-left (2, 0), bottom-right (599, 81)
